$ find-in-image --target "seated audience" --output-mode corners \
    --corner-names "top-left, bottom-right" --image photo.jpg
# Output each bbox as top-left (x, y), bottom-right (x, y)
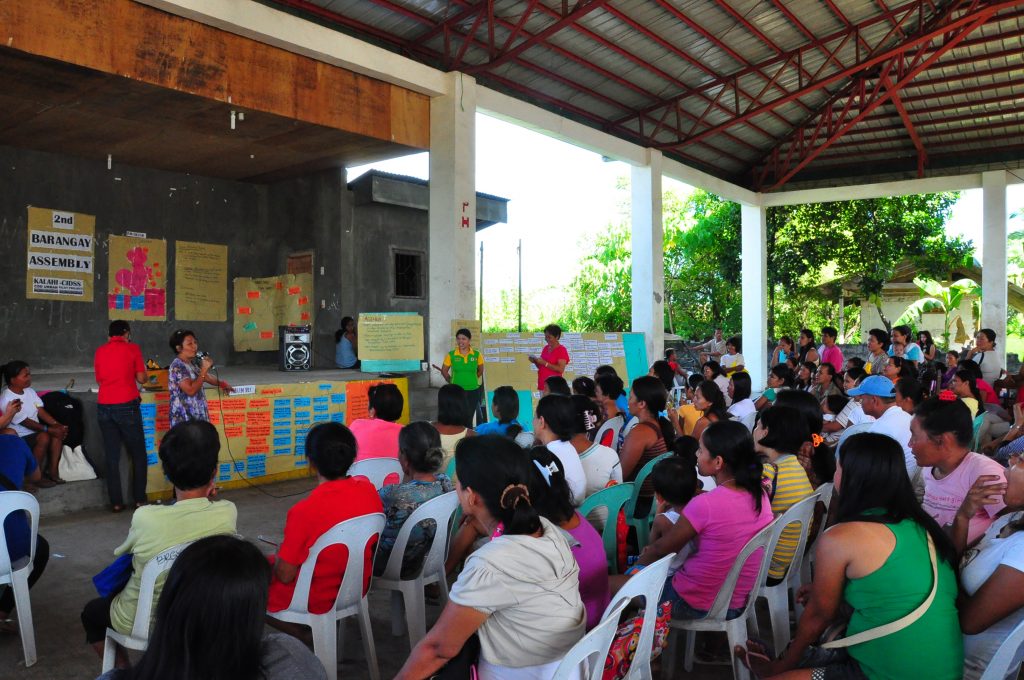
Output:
top-left (755, 405), bottom-right (815, 580)
top-left (679, 379), bottom-right (730, 444)
top-left (754, 364), bottom-right (794, 411)
top-left (726, 372), bottom-right (755, 419)
top-left (675, 373), bottom-right (707, 434)
top-left (964, 328), bottom-right (1004, 386)
top-left (703, 360), bottom-right (732, 406)
top-left (349, 383), bottom-right (404, 460)
top-left (951, 369), bottom-right (984, 418)
top-left (375, 422), bottom-right (454, 578)
top-left (821, 368), bottom-right (872, 444)
top-left (884, 355), bottom-right (915, 383)
top-left (821, 394), bottom-right (850, 445)
top-left (955, 447), bottom-right (1024, 679)
top-left (770, 336), bottom-right (796, 368)
top-left (775, 389), bottom-right (832, 488)
top-left (819, 326), bottom-right (844, 373)
top-left (638, 421), bottom-right (772, 619)
top-left (0, 360), bottom-right (68, 488)
top-left (0, 434), bottom-right (49, 631)
top-left (569, 395), bottom-right (622, 497)
top-left (594, 374), bottom-right (627, 451)
top-left (528, 446), bottom-right (610, 630)
top-left (720, 336), bottom-right (745, 376)
top-left (334, 316), bottom-right (359, 370)
top-left (738, 432), bottom-right (963, 678)
top-left (81, 421), bottom-right (237, 662)
top-left (911, 395), bottom-right (1005, 545)
top-left (889, 324), bottom-right (924, 368)
top-left (543, 376), bottom-right (571, 396)
top-left (895, 376), bottom-right (928, 415)
top-left (650, 360), bottom-right (676, 392)
top-left (959, 359), bottom-right (999, 404)
top-left (96, 535), bottom-right (326, 680)
top-left (865, 327), bottom-right (891, 375)
top-left (808, 362), bottom-right (841, 403)
top-left (474, 386), bottom-right (533, 448)
top-left (664, 348), bottom-right (687, 378)
top-left (431, 384), bottom-right (475, 468)
top-left (571, 376), bottom-right (597, 400)
top-left (619, 377), bottom-right (673, 502)
top-left (532, 394), bottom-right (588, 505)
top-left (844, 356), bottom-right (865, 372)
top-left (984, 402), bottom-right (1024, 463)
top-left (648, 454), bottom-right (700, 577)
top-left (796, 328), bottom-right (820, 365)
top-left (918, 330), bottom-right (938, 368)
top-left (794, 361), bottom-right (816, 392)
top-left (941, 349), bottom-right (960, 388)
top-left (848, 375), bottom-right (922, 498)
top-left (397, 436), bottom-right (585, 679)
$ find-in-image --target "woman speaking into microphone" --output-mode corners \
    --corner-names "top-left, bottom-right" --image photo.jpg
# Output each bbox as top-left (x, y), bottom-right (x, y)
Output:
top-left (168, 329), bottom-right (233, 428)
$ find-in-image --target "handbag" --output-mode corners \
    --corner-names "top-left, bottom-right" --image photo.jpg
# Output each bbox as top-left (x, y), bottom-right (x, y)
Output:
top-left (431, 633), bottom-right (480, 680)
top-left (602, 601), bottom-right (672, 680)
top-left (821, 532), bottom-right (937, 649)
top-left (92, 553), bottom-right (134, 598)
top-left (59, 445), bottom-right (97, 482)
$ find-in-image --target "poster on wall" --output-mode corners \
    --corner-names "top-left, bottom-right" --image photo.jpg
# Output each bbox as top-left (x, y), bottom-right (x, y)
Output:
top-left (107, 235), bottom-right (167, 321)
top-left (233, 273), bottom-right (314, 351)
top-left (25, 206), bottom-right (96, 302)
top-left (175, 240), bottom-right (228, 321)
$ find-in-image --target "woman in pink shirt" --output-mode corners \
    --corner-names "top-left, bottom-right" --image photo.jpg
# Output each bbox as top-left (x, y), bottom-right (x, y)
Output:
top-left (529, 324), bottom-right (570, 392)
top-left (348, 383), bottom-right (404, 460)
top-left (636, 420), bottom-right (773, 618)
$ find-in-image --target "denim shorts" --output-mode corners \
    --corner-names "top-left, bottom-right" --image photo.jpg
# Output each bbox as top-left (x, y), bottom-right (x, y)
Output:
top-left (660, 578), bottom-right (744, 620)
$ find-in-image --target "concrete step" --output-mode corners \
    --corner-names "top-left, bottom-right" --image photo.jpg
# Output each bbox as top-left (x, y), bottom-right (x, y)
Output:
top-left (36, 477), bottom-right (108, 516)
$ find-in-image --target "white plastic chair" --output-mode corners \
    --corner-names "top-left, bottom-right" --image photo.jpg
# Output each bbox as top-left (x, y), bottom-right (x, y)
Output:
top-left (602, 554), bottom-right (674, 680)
top-left (661, 521), bottom-right (775, 680)
top-left (798, 483), bottom-right (835, 601)
top-left (979, 614), bottom-right (1024, 680)
top-left (348, 458), bottom-right (402, 489)
top-left (267, 512), bottom-right (386, 680)
top-left (746, 493), bottom-right (819, 657)
top-left (373, 491), bottom-right (459, 648)
top-left (101, 541), bottom-right (193, 672)
top-left (553, 599), bottom-right (629, 680)
top-left (738, 411), bottom-right (757, 432)
top-left (0, 491), bottom-right (39, 667)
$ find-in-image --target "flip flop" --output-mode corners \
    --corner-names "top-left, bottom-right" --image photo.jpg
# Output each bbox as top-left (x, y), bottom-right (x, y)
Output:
top-left (46, 473), bottom-right (66, 485)
top-left (35, 477), bottom-right (56, 489)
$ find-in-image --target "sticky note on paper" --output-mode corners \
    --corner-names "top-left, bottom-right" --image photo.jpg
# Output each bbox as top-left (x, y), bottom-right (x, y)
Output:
top-left (275, 281), bottom-right (284, 289)
top-left (237, 306), bottom-right (252, 315)
top-left (288, 286), bottom-right (301, 295)
top-left (297, 296), bottom-right (308, 306)
top-left (243, 321), bottom-right (257, 331)
top-left (259, 331), bottom-right (274, 339)
top-left (300, 312), bottom-right (310, 321)
top-left (247, 291), bottom-right (261, 299)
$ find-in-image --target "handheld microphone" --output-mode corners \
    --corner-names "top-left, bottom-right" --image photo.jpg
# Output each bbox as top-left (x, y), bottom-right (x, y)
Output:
top-left (196, 351), bottom-right (215, 370)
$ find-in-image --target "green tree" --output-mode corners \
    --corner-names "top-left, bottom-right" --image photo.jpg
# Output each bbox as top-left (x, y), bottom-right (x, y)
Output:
top-left (894, 277), bottom-right (980, 349)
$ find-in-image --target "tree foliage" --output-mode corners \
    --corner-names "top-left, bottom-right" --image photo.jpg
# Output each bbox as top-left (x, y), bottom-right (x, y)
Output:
top-left (563, 187), bottom-right (971, 341)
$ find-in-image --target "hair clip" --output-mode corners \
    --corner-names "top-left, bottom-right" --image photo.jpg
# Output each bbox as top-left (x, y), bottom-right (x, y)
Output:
top-left (811, 433), bottom-right (825, 448)
top-left (938, 390), bottom-right (957, 402)
top-left (533, 459), bottom-right (559, 486)
top-left (499, 483), bottom-right (531, 510)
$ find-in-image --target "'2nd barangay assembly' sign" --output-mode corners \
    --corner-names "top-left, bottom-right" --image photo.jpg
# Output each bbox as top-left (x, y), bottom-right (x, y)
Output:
top-left (25, 206), bottom-right (96, 302)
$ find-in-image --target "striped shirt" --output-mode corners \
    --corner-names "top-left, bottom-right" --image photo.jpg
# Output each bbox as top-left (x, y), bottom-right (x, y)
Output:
top-left (763, 454), bottom-right (814, 580)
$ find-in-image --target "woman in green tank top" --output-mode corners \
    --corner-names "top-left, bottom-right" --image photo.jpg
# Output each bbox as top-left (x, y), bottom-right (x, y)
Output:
top-left (737, 432), bottom-right (963, 679)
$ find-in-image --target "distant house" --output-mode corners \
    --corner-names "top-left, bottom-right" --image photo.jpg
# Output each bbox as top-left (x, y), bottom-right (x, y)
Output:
top-left (834, 260), bottom-right (1024, 346)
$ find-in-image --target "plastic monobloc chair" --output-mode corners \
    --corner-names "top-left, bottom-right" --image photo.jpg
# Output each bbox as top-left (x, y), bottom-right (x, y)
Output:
top-left (373, 491), bottom-right (460, 648)
top-left (579, 482), bottom-right (635, 574)
top-left (552, 599), bottom-right (630, 680)
top-left (0, 491), bottom-right (40, 667)
top-left (101, 541), bottom-right (193, 672)
top-left (267, 513), bottom-right (386, 680)
top-left (625, 453), bottom-right (673, 550)
top-left (746, 493), bottom-right (819, 657)
top-left (601, 553), bottom-right (674, 680)
top-left (979, 614), bottom-right (1024, 680)
top-left (348, 458), bottom-right (402, 490)
top-left (661, 521), bottom-right (776, 680)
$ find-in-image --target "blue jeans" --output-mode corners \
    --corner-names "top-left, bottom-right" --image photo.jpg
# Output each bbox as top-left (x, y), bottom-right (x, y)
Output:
top-left (97, 400), bottom-right (147, 506)
top-left (660, 578), bottom-right (744, 620)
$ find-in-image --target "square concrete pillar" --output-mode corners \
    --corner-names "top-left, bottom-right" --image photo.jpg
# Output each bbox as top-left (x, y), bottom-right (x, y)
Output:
top-left (982, 170), bottom-right (1008, 365)
top-left (428, 72), bottom-right (477, 386)
top-left (741, 203), bottom-right (767, 392)
top-left (631, 149), bottom-right (664, 366)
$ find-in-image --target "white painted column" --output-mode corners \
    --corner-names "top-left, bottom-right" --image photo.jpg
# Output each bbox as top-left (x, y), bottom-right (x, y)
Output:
top-left (982, 170), bottom-right (1008, 367)
top-left (631, 149), bottom-right (664, 366)
top-left (741, 202), bottom-right (768, 392)
top-left (428, 72), bottom-right (476, 387)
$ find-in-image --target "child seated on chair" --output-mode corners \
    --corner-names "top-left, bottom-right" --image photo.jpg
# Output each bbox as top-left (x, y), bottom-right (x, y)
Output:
top-left (374, 421), bottom-right (453, 579)
top-left (267, 423), bottom-right (383, 634)
top-left (648, 450), bottom-right (700, 577)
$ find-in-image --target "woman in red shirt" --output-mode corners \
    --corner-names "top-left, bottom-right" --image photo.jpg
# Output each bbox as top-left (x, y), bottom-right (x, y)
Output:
top-left (529, 324), bottom-right (570, 392)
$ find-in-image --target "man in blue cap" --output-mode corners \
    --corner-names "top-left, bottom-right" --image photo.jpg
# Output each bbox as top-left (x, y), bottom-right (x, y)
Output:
top-left (848, 375), bottom-right (923, 498)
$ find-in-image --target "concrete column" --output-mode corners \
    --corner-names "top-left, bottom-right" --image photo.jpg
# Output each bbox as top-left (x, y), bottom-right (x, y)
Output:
top-left (982, 170), bottom-right (1008, 366)
top-left (428, 72), bottom-right (476, 387)
top-left (631, 149), bottom-right (664, 366)
top-left (741, 202), bottom-right (768, 392)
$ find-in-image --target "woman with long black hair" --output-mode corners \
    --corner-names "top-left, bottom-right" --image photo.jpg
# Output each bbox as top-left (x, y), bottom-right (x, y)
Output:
top-left (738, 432), bottom-right (963, 679)
top-left (96, 534), bottom-right (325, 680)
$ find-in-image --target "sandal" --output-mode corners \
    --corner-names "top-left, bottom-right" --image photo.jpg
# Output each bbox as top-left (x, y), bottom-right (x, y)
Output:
top-left (35, 477), bottom-right (56, 489)
top-left (46, 473), bottom-right (66, 485)
top-left (111, 505), bottom-right (126, 513)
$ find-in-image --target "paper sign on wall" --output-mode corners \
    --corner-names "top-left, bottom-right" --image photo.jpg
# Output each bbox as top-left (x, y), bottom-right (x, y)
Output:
top-left (451, 319), bottom-right (483, 350)
top-left (25, 206), bottom-right (96, 302)
top-left (108, 235), bottom-right (167, 321)
top-left (175, 240), bottom-right (228, 321)
top-left (358, 313), bottom-right (424, 361)
top-left (233, 273), bottom-right (314, 351)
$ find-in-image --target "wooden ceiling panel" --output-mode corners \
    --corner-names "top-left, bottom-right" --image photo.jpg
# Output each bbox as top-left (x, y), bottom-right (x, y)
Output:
top-left (0, 47), bottom-right (419, 182)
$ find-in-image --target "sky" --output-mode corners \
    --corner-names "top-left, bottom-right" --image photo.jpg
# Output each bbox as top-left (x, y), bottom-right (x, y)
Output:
top-left (348, 113), bottom-right (1024, 312)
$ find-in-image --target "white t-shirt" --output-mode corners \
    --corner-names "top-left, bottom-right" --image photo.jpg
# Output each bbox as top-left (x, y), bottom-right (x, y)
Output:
top-left (449, 517), bottom-right (585, 674)
top-left (578, 443), bottom-right (622, 499)
top-left (727, 398), bottom-right (755, 420)
top-left (869, 405), bottom-right (922, 494)
top-left (0, 387), bottom-right (44, 438)
top-left (973, 350), bottom-right (1004, 385)
top-left (545, 439), bottom-right (589, 506)
top-left (713, 375), bottom-right (732, 406)
top-left (961, 512), bottom-right (1024, 680)
top-left (721, 353), bottom-right (745, 371)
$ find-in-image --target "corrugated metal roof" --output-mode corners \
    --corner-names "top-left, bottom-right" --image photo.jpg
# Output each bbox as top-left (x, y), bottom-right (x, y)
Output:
top-left (267, 0), bottom-right (1024, 191)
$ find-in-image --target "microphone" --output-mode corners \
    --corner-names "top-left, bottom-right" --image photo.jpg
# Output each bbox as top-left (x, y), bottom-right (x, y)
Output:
top-left (196, 351), bottom-right (215, 370)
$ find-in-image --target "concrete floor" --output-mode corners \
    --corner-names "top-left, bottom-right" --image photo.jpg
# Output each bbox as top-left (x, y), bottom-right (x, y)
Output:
top-left (0, 475), bottom-right (736, 680)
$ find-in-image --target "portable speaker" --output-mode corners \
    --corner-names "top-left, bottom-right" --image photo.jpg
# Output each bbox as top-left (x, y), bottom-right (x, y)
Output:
top-left (279, 325), bottom-right (311, 371)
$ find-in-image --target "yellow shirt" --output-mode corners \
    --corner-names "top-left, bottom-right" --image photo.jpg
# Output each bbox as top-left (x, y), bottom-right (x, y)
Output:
top-left (677, 403), bottom-right (702, 436)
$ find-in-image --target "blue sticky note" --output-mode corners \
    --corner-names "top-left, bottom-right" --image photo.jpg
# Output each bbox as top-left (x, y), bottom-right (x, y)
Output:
top-left (294, 397), bottom-right (311, 407)
top-left (273, 428), bottom-right (291, 436)
top-left (146, 453), bottom-right (158, 466)
top-left (318, 384), bottom-right (332, 391)
top-left (274, 399), bottom-right (290, 407)
top-left (273, 437), bottom-right (291, 446)
top-left (330, 393), bottom-right (346, 404)
top-left (295, 459), bottom-right (308, 467)
top-left (274, 448), bottom-right (291, 456)
top-left (313, 404), bottom-right (328, 413)
top-left (294, 410), bottom-right (311, 420)
top-left (313, 396), bottom-right (328, 404)
top-left (234, 462), bottom-right (244, 472)
top-left (144, 435), bottom-right (155, 450)
top-left (129, 295), bottom-right (145, 310)
top-left (330, 413), bottom-right (345, 423)
top-left (313, 414), bottom-right (328, 423)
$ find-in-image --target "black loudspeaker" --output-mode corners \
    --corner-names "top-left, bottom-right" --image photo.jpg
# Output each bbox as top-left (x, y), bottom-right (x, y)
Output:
top-left (279, 325), bottom-right (312, 371)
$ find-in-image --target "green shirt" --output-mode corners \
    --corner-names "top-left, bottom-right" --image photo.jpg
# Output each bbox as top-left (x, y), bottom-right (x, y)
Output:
top-left (445, 348), bottom-right (482, 390)
top-left (110, 497), bottom-right (238, 634)
top-left (843, 516), bottom-right (963, 679)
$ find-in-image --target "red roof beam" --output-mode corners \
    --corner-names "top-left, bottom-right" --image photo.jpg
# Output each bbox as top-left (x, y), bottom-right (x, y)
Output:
top-left (817, 116), bottom-right (1024, 151)
top-left (884, 74), bottom-right (928, 177)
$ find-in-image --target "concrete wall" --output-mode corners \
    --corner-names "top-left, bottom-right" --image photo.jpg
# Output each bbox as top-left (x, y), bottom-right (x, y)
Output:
top-left (859, 292), bottom-right (976, 348)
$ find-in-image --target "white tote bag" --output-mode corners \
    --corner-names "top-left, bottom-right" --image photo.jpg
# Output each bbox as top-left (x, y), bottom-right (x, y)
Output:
top-left (58, 445), bottom-right (97, 482)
